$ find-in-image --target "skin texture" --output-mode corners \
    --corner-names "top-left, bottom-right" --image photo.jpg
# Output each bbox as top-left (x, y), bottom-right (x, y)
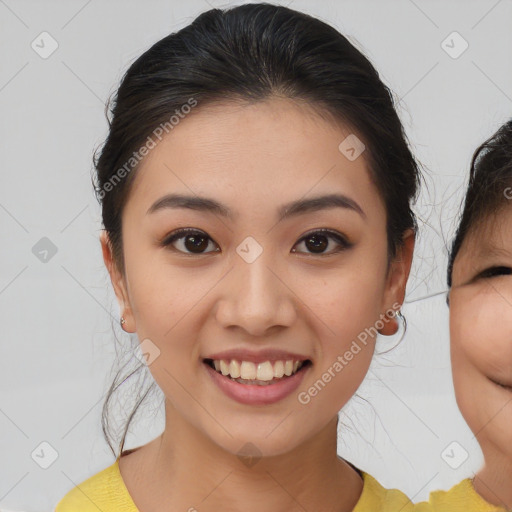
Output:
top-left (100, 97), bottom-right (414, 512)
top-left (449, 208), bottom-right (512, 509)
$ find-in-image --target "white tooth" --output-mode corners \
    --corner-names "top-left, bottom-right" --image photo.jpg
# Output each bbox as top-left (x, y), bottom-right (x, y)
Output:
top-left (240, 361), bottom-right (257, 379)
top-left (293, 361), bottom-right (299, 373)
top-left (284, 360), bottom-right (294, 376)
top-left (257, 361), bottom-right (274, 381)
top-left (213, 360), bottom-right (221, 371)
top-left (229, 360), bottom-right (241, 378)
top-left (220, 360), bottom-right (230, 376)
top-left (273, 360), bottom-right (285, 378)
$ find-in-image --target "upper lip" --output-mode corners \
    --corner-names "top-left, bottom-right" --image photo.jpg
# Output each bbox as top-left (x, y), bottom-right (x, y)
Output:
top-left (204, 349), bottom-right (311, 364)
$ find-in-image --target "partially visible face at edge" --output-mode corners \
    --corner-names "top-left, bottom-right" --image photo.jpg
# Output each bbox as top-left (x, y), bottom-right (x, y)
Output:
top-left (101, 97), bottom-right (414, 457)
top-left (449, 206), bottom-right (512, 461)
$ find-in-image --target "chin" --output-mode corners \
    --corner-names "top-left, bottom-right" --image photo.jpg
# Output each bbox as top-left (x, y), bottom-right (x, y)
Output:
top-left (203, 425), bottom-right (312, 461)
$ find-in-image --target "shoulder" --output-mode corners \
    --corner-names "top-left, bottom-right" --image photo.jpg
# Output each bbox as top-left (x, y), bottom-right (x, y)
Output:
top-left (55, 459), bottom-right (138, 512)
top-left (425, 478), bottom-right (507, 512)
top-left (353, 471), bottom-right (417, 512)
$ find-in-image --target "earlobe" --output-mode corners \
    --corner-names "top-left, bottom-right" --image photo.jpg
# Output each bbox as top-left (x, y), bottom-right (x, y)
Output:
top-left (100, 230), bottom-right (134, 332)
top-left (378, 309), bottom-right (399, 335)
top-left (377, 308), bottom-right (408, 336)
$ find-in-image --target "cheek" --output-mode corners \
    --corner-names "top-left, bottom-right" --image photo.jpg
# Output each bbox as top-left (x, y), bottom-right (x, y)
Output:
top-left (289, 246), bottom-right (389, 343)
top-left (450, 286), bottom-right (512, 378)
top-left (450, 294), bottom-right (486, 369)
top-left (122, 232), bottom-right (212, 336)
top-left (318, 274), bottom-right (385, 349)
top-left (450, 285), bottom-right (512, 442)
top-left (302, 261), bottom-right (387, 390)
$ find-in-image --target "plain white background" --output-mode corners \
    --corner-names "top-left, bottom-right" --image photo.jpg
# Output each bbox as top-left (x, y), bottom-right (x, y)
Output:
top-left (1, 0), bottom-right (511, 510)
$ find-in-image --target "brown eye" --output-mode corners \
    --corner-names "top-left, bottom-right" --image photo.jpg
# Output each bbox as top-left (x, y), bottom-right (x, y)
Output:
top-left (292, 229), bottom-right (352, 255)
top-left (479, 266), bottom-right (512, 279)
top-left (162, 229), bottom-right (219, 255)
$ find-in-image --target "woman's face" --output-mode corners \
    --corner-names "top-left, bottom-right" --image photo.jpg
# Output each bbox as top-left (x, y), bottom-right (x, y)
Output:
top-left (101, 97), bottom-right (413, 456)
top-left (450, 207), bottom-right (512, 461)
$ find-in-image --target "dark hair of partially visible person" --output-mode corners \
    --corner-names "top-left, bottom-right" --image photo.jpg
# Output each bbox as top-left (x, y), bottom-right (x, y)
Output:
top-left (92, 2), bottom-right (422, 458)
top-left (447, 119), bottom-right (512, 289)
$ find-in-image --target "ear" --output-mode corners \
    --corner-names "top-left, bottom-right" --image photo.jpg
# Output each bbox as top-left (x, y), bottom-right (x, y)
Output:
top-left (100, 230), bottom-right (134, 332)
top-left (378, 229), bottom-right (415, 335)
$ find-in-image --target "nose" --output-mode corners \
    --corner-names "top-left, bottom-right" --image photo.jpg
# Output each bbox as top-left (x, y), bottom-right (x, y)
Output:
top-left (215, 246), bottom-right (297, 337)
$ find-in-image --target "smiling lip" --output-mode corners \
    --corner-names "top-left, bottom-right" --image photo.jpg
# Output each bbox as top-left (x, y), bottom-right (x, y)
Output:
top-left (489, 377), bottom-right (512, 391)
top-left (204, 349), bottom-right (310, 364)
top-left (203, 357), bottom-right (311, 405)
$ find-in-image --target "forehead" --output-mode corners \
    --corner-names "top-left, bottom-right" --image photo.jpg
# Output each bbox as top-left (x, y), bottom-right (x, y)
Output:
top-left (452, 206), bottom-right (512, 278)
top-left (124, 97), bottom-right (384, 220)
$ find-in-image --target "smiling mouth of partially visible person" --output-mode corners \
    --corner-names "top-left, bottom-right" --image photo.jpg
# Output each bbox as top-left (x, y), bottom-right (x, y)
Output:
top-left (489, 376), bottom-right (512, 392)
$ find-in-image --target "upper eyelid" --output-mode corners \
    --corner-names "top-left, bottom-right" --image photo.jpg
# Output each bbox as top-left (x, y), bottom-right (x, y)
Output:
top-left (164, 227), bottom-right (349, 239)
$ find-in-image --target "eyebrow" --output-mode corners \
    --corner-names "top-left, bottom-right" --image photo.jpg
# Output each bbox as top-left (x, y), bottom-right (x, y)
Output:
top-left (474, 244), bottom-right (512, 261)
top-left (485, 246), bottom-right (511, 257)
top-left (146, 193), bottom-right (366, 221)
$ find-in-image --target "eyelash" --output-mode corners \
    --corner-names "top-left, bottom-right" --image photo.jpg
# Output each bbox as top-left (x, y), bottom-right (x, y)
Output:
top-left (161, 227), bottom-right (352, 256)
top-left (478, 266), bottom-right (512, 279)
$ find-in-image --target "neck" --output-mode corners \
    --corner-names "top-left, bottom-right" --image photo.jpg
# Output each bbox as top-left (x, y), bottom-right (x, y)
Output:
top-left (136, 402), bottom-right (363, 512)
top-left (474, 447), bottom-right (512, 510)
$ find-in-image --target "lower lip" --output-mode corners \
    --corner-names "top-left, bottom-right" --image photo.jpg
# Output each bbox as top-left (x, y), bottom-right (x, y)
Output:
top-left (203, 362), bottom-right (310, 405)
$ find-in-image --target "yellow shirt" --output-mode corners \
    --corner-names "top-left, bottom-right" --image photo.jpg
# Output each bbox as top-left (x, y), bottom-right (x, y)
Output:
top-left (55, 459), bottom-right (418, 511)
top-left (424, 479), bottom-right (509, 512)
